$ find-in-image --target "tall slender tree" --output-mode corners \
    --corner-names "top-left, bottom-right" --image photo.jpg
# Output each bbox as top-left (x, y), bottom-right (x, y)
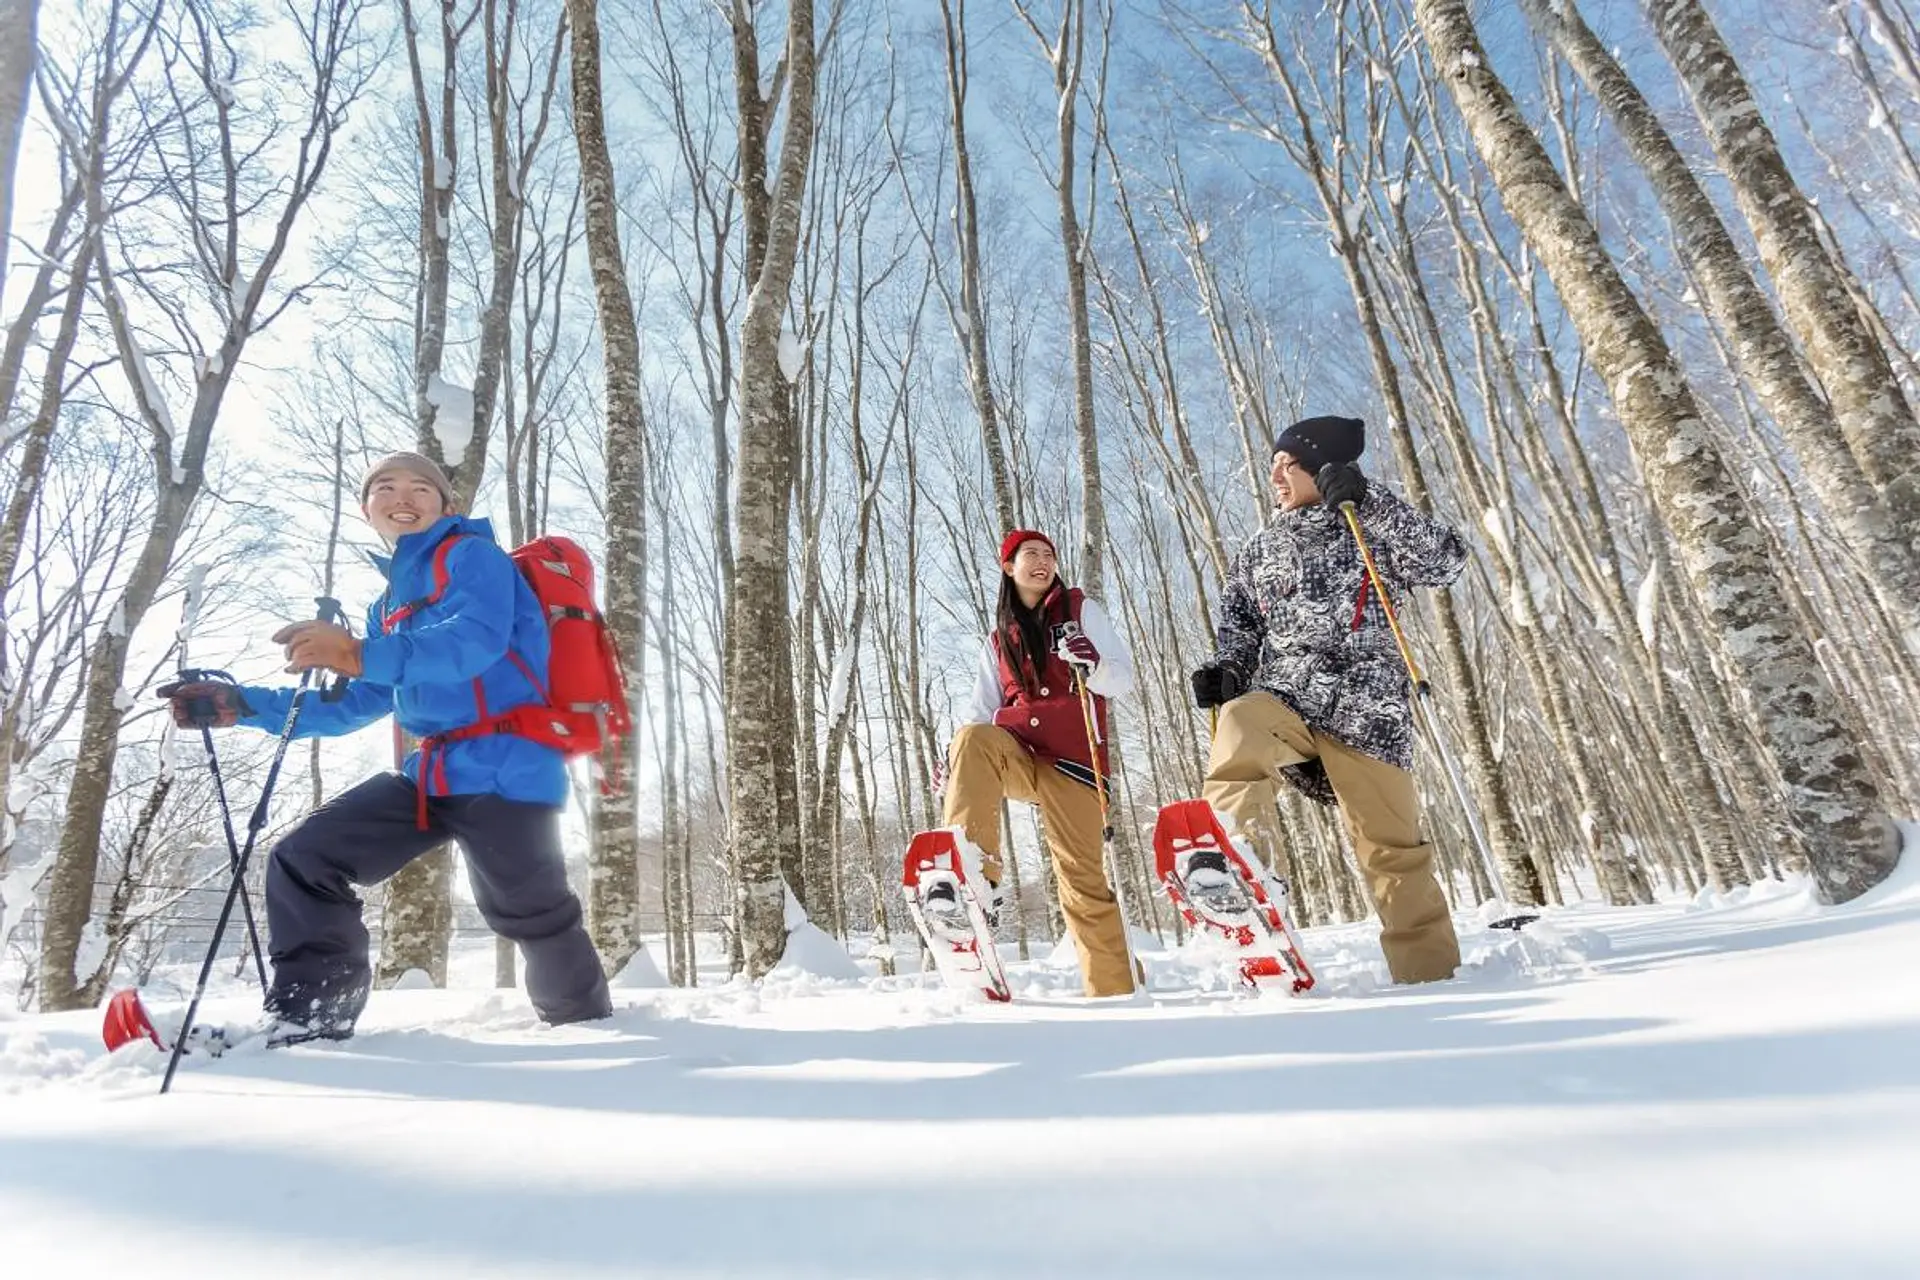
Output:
top-left (1014, 0), bottom-right (1107, 593)
top-left (0, 0), bottom-right (37, 299)
top-left (1643, 0), bottom-right (1920, 583)
top-left (1411, 0), bottom-right (1900, 904)
top-left (937, 0), bottom-right (1017, 534)
top-left (1518, 0), bottom-right (1920, 627)
top-left (727, 0), bottom-right (818, 975)
top-left (566, 0), bottom-right (652, 975)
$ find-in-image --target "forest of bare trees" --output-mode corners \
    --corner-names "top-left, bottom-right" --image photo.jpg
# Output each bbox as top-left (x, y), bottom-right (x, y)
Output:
top-left (2, 0), bottom-right (1915, 1009)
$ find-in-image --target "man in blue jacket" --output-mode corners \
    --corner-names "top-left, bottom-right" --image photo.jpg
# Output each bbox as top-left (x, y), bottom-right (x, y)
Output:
top-left (160, 451), bottom-right (612, 1043)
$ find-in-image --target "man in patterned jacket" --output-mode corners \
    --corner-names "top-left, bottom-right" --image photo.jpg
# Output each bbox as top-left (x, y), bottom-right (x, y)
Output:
top-left (1190, 415), bottom-right (1466, 984)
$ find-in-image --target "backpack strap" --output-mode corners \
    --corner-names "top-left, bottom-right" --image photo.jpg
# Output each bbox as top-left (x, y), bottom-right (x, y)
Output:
top-left (504, 648), bottom-right (548, 702)
top-left (381, 534), bottom-right (469, 633)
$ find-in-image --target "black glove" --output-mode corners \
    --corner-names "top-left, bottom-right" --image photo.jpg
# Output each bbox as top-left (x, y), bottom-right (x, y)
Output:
top-left (155, 678), bottom-right (254, 729)
top-left (1190, 662), bottom-right (1248, 710)
top-left (1316, 462), bottom-right (1368, 509)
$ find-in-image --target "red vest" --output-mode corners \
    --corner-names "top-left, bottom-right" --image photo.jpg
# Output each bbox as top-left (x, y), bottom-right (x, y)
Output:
top-left (990, 584), bottom-right (1110, 778)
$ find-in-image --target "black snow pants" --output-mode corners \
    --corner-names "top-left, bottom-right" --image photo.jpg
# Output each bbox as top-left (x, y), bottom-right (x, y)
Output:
top-left (263, 771), bottom-right (612, 1032)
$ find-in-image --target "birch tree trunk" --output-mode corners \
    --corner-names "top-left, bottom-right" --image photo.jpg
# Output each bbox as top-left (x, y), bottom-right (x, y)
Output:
top-left (937, 0), bottom-right (1017, 534)
top-left (379, 0), bottom-right (475, 992)
top-left (483, 0), bottom-right (546, 991)
top-left (1412, 0), bottom-right (1899, 903)
top-left (649, 427), bottom-right (693, 983)
top-left (727, 0), bottom-right (816, 976)
top-left (410, 0), bottom-right (522, 497)
top-left (1643, 0), bottom-right (1920, 579)
top-left (806, 222), bottom-right (893, 927)
top-left (0, 0), bottom-right (36, 298)
top-left (1015, 0), bottom-right (1106, 593)
top-left (658, 495), bottom-right (688, 984)
top-left (466, 0), bottom-right (567, 485)
top-left (403, 0), bottom-right (469, 469)
top-left (566, 0), bottom-right (650, 977)
top-left (0, 175), bottom-right (82, 430)
top-left (1521, 0), bottom-right (1920, 627)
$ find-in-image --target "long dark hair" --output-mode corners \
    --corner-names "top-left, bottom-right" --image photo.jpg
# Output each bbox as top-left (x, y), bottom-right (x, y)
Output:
top-left (997, 572), bottom-right (1055, 698)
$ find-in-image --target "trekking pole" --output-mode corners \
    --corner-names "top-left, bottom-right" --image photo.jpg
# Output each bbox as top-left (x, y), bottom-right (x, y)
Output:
top-left (1338, 503), bottom-right (1536, 930)
top-left (175, 666), bottom-right (268, 991)
top-left (160, 597), bottom-right (339, 1095)
top-left (1074, 667), bottom-right (1145, 990)
top-left (168, 571), bottom-right (264, 985)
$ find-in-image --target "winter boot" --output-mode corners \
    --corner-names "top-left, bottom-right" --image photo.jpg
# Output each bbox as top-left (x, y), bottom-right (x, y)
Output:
top-left (921, 877), bottom-right (961, 914)
top-left (1182, 849), bottom-right (1247, 915)
top-left (265, 1018), bottom-right (355, 1049)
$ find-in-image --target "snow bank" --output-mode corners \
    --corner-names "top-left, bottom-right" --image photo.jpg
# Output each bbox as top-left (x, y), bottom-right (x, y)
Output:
top-left (1041, 926), bottom-right (1164, 976)
top-left (1840, 819), bottom-right (1920, 910)
top-left (1688, 871), bottom-right (1821, 918)
top-left (1454, 915), bottom-right (1610, 986)
top-left (0, 1026), bottom-right (87, 1093)
top-left (772, 922), bottom-right (864, 982)
top-left (610, 947), bottom-right (668, 989)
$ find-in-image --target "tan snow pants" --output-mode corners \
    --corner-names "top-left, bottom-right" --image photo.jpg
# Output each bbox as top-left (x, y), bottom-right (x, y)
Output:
top-left (1202, 691), bottom-right (1460, 984)
top-left (943, 723), bottom-right (1136, 997)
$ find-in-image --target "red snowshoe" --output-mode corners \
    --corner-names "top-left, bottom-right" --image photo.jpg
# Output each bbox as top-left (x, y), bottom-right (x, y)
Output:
top-left (1153, 799), bottom-right (1315, 993)
top-left (103, 988), bottom-right (165, 1052)
top-left (101, 988), bottom-right (242, 1056)
top-left (902, 829), bottom-right (1012, 1003)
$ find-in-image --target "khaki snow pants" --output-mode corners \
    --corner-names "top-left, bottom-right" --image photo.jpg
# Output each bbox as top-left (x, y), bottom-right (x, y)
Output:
top-left (1202, 692), bottom-right (1460, 984)
top-left (943, 723), bottom-right (1136, 997)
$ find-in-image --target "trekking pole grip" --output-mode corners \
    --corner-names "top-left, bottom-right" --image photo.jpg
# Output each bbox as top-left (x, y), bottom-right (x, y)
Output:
top-left (313, 596), bottom-right (349, 702)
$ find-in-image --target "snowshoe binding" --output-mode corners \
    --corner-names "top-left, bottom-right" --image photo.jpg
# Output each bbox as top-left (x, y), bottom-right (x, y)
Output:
top-left (1153, 799), bottom-right (1315, 993)
top-left (902, 829), bottom-right (1012, 1003)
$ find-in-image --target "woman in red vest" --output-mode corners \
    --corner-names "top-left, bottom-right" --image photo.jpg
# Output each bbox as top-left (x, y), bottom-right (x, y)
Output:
top-left (940, 529), bottom-right (1137, 998)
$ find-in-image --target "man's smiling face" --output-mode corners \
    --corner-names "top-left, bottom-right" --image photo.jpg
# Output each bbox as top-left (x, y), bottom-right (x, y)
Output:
top-left (363, 472), bottom-right (451, 543)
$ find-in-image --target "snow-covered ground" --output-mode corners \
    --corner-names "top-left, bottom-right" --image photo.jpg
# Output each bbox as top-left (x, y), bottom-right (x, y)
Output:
top-left (4, 836), bottom-right (1918, 1279)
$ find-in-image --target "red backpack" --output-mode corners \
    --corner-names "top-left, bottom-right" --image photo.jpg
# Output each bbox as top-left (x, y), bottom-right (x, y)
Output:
top-left (390, 534), bottom-right (633, 804)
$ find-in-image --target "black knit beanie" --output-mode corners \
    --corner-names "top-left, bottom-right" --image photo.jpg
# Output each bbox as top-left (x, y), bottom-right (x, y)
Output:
top-left (1273, 415), bottom-right (1366, 474)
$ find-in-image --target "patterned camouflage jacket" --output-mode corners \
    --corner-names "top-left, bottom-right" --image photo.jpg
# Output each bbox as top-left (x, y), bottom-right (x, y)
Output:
top-left (1213, 485), bottom-right (1467, 805)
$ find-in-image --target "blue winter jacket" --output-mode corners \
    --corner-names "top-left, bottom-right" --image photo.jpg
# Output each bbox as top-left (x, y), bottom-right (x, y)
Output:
top-left (238, 515), bottom-right (567, 806)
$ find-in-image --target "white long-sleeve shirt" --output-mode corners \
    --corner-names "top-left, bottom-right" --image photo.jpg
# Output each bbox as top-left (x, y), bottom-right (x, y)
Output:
top-left (960, 597), bottom-right (1134, 726)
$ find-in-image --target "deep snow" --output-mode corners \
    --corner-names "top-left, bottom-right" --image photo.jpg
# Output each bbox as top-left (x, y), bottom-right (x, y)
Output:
top-left (2, 833), bottom-right (1917, 1279)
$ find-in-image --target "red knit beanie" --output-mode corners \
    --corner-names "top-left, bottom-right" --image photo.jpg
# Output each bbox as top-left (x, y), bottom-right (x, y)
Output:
top-left (999, 529), bottom-right (1056, 564)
